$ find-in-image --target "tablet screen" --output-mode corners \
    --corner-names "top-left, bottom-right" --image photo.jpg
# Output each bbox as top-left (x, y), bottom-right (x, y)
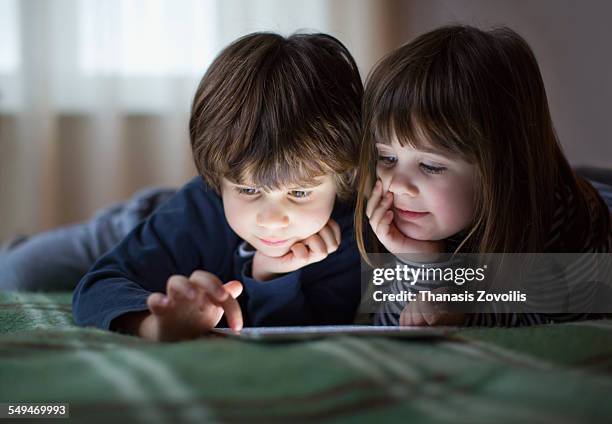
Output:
top-left (211, 325), bottom-right (454, 341)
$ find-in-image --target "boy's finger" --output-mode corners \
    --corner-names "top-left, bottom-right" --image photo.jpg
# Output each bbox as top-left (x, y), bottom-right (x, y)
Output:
top-left (328, 219), bottom-right (341, 245)
top-left (318, 225), bottom-right (338, 253)
top-left (198, 291), bottom-right (242, 331)
top-left (365, 181), bottom-right (382, 219)
top-left (221, 296), bottom-right (243, 331)
top-left (167, 275), bottom-right (195, 300)
top-left (147, 292), bottom-right (170, 316)
top-left (224, 280), bottom-right (243, 299)
top-left (189, 270), bottom-right (229, 302)
top-left (303, 234), bottom-right (327, 261)
top-left (289, 242), bottom-right (309, 262)
top-left (291, 242), bottom-right (308, 259)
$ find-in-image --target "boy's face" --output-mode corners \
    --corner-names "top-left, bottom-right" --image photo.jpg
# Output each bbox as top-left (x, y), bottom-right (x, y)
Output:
top-left (375, 136), bottom-right (476, 241)
top-left (221, 175), bottom-right (337, 257)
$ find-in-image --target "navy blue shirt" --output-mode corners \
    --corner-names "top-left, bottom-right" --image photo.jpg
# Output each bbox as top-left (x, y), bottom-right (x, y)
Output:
top-left (72, 176), bottom-right (361, 330)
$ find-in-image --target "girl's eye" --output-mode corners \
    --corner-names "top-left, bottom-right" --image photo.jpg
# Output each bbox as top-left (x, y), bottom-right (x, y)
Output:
top-left (289, 190), bottom-right (312, 199)
top-left (377, 155), bottom-right (397, 166)
top-left (420, 163), bottom-right (446, 174)
top-left (235, 187), bottom-right (260, 196)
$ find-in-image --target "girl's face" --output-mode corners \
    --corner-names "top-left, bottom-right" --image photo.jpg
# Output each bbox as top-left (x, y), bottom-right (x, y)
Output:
top-left (221, 175), bottom-right (337, 257)
top-left (375, 137), bottom-right (477, 241)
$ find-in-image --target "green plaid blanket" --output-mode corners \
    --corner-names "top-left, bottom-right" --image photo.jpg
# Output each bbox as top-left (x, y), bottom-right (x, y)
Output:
top-left (1, 292), bottom-right (611, 423)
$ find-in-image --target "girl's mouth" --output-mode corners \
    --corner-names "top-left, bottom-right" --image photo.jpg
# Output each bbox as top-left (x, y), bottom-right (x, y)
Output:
top-left (394, 207), bottom-right (429, 220)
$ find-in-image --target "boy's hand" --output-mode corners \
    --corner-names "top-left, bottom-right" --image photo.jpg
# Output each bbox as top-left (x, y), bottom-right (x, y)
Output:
top-left (366, 180), bottom-right (444, 260)
top-left (140, 270), bottom-right (243, 342)
top-left (252, 219), bottom-right (341, 281)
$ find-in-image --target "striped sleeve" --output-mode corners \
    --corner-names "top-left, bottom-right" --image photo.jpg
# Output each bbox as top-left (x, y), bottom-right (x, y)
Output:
top-left (467, 181), bottom-right (612, 327)
top-left (374, 256), bottom-right (464, 326)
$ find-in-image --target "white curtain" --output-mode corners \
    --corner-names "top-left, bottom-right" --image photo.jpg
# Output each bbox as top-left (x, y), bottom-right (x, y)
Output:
top-left (0, 0), bottom-right (399, 240)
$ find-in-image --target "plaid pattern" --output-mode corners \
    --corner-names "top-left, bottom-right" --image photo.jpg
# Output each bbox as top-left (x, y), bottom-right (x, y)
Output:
top-left (1, 292), bottom-right (611, 423)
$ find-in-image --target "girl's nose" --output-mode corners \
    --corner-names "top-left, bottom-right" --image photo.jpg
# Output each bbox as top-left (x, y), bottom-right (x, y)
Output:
top-left (388, 174), bottom-right (419, 197)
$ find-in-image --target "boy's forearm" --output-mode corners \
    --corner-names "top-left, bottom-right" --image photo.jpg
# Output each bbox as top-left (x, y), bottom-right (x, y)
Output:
top-left (111, 311), bottom-right (153, 339)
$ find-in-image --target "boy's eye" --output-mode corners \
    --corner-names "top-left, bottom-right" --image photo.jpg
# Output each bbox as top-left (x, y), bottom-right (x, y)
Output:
top-left (377, 155), bottom-right (397, 166)
top-left (420, 163), bottom-right (446, 174)
top-left (289, 190), bottom-right (312, 199)
top-left (235, 187), bottom-right (260, 196)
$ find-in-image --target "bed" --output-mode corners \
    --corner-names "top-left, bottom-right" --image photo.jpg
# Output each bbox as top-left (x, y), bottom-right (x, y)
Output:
top-left (1, 291), bottom-right (611, 423)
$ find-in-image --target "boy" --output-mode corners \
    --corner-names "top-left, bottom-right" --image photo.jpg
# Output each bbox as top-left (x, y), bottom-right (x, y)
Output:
top-left (72, 32), bottom-right (363, 341)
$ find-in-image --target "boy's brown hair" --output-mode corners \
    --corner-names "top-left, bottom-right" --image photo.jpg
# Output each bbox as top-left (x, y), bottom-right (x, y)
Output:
top-left (189, 32), bottom-right (363, 199)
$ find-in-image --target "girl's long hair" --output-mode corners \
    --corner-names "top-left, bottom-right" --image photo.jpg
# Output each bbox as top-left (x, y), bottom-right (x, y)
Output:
top-left (356, 25), bottom-right (609, 261)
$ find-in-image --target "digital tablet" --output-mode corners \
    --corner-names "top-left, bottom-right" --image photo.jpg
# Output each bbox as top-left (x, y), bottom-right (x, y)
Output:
top-left (211, 325), bottom-right (454, 341)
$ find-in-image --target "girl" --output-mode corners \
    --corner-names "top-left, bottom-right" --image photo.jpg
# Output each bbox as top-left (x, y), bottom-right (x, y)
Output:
top-left (355, 25), bottom-right (612, 327)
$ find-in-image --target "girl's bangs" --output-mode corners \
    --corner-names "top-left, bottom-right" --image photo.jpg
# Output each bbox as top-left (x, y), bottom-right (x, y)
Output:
top-left (368, 55), bottom-right (476, 159)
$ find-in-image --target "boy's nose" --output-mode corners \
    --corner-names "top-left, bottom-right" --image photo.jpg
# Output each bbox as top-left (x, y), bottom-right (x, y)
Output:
top-left (256, 208), bottom-right (289, 229)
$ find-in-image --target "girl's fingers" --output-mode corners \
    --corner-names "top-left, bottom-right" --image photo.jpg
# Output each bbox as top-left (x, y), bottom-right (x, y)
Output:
top-left (399, 306), bottom-right (413, 326)
top-left (189, 270), bottom-right (229, 302)
top-left (369, 192), bottom-right (393, 232)
top-left (167, 275), bottom-right (196, 300)
top-left (401, 310), bottom-right (426, 326)
top-left (413, 314), bottom-right (427, 326)
top-left (375, 210), bottom-right (394, 239)
top-left (365, 180), bottom-right (382, 219)
top-left (424, 313), bottom-right (440, 326)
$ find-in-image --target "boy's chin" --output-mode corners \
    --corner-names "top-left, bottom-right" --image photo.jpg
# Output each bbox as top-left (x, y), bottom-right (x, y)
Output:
top-left (260, 249), bottom-right (290, 258)
top-left (253, 243), bottom-right (292, 258)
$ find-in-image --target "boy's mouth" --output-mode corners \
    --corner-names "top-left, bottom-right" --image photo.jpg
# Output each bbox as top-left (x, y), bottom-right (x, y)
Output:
top-left (394, 207), bottom-right (429, 220)
top-left (258, 237), bottom-right (290, 247)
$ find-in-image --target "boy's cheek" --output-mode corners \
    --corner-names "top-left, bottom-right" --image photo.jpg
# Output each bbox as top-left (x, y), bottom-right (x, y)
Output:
top-left (301, 193), bottom-right (337, 242)
top-left (298, 213), bottom-right (329, 238)
top-left (222, 200), bottom-right (253, 239)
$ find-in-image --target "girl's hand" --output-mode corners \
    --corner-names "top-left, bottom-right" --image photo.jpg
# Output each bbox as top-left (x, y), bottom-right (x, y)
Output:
top-left (252, 219), bottom-right (341, 281)
top-left (399, 298), bottom-right (466, 326)
top-left (366, 180), bottom-right (443, 259)
top-left (141, 270), bottom-right (243, 341)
